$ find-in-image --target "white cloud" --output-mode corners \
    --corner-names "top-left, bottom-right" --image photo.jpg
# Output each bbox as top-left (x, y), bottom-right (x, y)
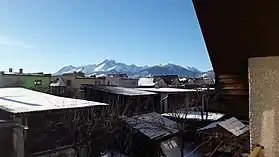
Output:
top-left (0, 35), bottom-right (36, 48)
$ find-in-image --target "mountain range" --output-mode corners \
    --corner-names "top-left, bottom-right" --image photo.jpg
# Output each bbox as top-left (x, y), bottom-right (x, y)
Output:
top-left (54, 59), bottom-right (213, 77)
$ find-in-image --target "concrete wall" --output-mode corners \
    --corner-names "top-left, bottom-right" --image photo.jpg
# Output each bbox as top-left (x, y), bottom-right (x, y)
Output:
top-left (105, 77), bottom-right (120, 86)
top-left (54, 75), bottom-right (106, 90)
top-left (0, 74), bottom-right (50, 92)
top-left (105, 77), bottom-right (138, 88)
top-left (119, 79), bottom-right (138, 88)
top-left (0, 74), bottom-right (21, 88)
top-left (249, 56), bottom-right (279, 157)
top-left (73, 78), bottom-right (105, 89)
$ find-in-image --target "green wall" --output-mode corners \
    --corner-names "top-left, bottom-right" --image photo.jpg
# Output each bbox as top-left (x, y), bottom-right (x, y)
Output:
top-left (19, 75), bottom-right (51, 92)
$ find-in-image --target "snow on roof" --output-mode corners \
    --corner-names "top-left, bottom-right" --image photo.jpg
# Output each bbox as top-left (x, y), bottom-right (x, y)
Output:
top-left (162, 111), bottom-right (224, 121)
top-left (179, 78), bottom-right (187, 82)
top-left (0, 88), bottom-right (108, 114)
top-left (83, 85), bottom-right (158, 96)
top-left (138, 78), bottom-right (155, 87)
top-left (50, 77), bottom-right (66, 87)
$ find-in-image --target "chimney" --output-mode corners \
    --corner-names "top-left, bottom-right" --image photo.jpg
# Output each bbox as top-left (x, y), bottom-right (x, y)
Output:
top-left (9, 68), bottom-right (13, 73)
top-left (19, 69), bottom-right (23, 74)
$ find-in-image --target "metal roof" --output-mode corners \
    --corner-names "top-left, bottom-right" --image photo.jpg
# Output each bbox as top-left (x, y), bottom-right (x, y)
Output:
top-left (83, 85), bottom-right (158, 96)
top-left (217, 117), bottom-right (249, 137)
top-left (0, 88), bottom-right (108, 114)
top-left (124, 112), bottom-right (178, 140)
top-left (197, 117), bottom-right (249, 136)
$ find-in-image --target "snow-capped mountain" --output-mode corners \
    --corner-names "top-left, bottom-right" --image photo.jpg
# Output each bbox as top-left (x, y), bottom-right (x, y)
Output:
top-left (54, 59), bottom-right (207, 77)
top-left (135, 63), bottom-right (201, 77)
top-left (92, 59), bottom-right (146, 74)
top-left (200, 70), bottom-right (215, 78)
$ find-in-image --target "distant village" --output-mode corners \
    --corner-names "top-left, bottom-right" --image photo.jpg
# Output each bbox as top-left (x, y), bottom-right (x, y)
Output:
top-left (0, 67), bottom-right (250, 157)
top-left (0, 68), bottom-right (215, 98)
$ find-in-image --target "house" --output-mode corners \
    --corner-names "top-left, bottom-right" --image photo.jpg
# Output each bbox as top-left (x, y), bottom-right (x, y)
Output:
top-left (154, 75), bottom-right (181, 87)
top-left (50, 77), bottom-right (67, 96)
top-left (82, 85), bottom-right (159, 115)
top-left (138, 77), bottom-right (167, 88)
top-left (0, 87), bottom-right (108, 157)
top-left (105, 74), bottom-right (138, 88)
top-left (51, 72), bottom-right (106, 97)
top-left (107, 74), bottom-right (128, 78)
top-left (0, 68), bottom-right (51, 92)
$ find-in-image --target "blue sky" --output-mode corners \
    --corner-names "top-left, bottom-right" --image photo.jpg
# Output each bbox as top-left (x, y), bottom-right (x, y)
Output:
top-left (0, 0), bottom-right (211, 73)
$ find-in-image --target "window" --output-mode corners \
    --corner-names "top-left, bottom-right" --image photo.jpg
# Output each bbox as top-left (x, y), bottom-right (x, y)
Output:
top-left (95, 81), bottom-right (100, 85)
top-left (34, 80), bottom-right (42, 86)
top-left (66, 80), bottom-right (72, 86)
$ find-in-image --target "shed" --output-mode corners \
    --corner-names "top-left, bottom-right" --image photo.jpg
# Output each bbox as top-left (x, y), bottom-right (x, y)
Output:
top-left (197, 117), bottom-right (249, 137)
top-left (82, 85), bottom-right (160, 115)
top-left (0, 87), bottom-right (108, 156)
top-left (122, 112), bottom-right (179, 157)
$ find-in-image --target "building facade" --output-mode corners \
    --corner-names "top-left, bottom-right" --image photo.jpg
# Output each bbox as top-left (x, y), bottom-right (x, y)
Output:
top-left (0, 69), bottom-right (51, 92)
top-left (51, 72), bottom-right (106, 97)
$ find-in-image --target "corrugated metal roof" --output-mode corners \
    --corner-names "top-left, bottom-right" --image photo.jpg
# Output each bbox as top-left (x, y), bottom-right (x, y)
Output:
top-left (217, 117), bottom-right (249, 136)
top-left (0, 88), bottom-right (108, 114)
top-left (197, 117), bottom-right (249, 136)
top-left (83, 85), bottom-right (158, 96)
top-left (124, 112), bottom-right (178, 140)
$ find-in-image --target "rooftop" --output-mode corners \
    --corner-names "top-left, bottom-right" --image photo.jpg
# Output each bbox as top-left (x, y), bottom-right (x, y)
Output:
top-left (138, 78), bottom-right (155, 87)
top-left (197, 117), bottom-right (249, 137)
top-left (154, 75), bottom-right (179, 85)
top-left (83, 85), bottom-right (158, 96)
top-left (124, 112), bottom-right (178, 140)
top-left (50, 77), bottom-right (66, 87)
top-left (0, 71), bottom-right (51, 77)
top-left (0, 88), bottom-right (108, 114)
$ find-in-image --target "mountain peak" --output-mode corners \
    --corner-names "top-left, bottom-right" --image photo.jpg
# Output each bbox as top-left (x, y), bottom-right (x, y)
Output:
top-left (54, 60), bottom-right (207, 77)
top-left (102, 59), bottom-right (116, 63)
